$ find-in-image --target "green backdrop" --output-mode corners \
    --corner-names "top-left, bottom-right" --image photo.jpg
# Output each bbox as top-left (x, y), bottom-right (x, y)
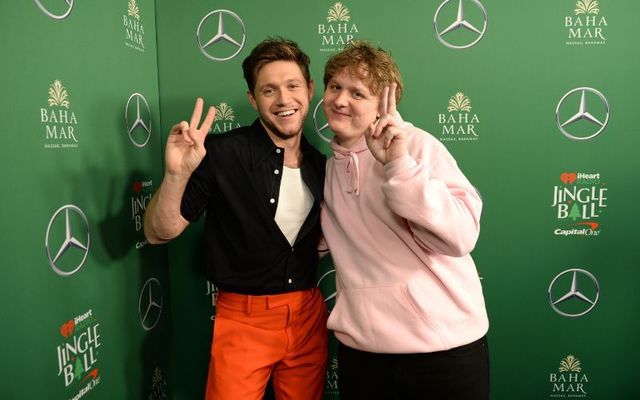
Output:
top-left (1, 1), bottom-right (639, 399)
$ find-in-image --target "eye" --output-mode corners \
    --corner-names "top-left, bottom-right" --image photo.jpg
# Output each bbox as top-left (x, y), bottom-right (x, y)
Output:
top-left (353, 91), bottom-right (363, 99)
top-left (329, 83), bottom-right (340, 91)
top-left (262, 88), bottom-right (274, 96)
top-left (288, 83), bottom-right (300, 90)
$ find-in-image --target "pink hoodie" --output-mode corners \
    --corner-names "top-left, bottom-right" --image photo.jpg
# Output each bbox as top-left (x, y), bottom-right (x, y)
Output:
top-left (321, 118), bottom-right (489, 354)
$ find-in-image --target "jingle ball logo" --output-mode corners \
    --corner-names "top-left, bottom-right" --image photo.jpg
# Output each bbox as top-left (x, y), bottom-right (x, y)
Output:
top-left (565, 0), bottom-right (607, 46)
top-left (551, 172), bottom-right (607, 237)
top-left (549, 355), bottom-right (589, 398)
top-left (318, 2), bottom-right (360, 52)
top-left (123, 0), bottom-right (146, 52)
top-left (438, 92), bottom-right (480, 142)
top-left (131, 179), bottom-right (153, 249)
top-left (56, 309), bottom-right (101, 396)
top-left (41, 80), bottom-right (79, 149)
top-left (211, 102), bottom-right (241, 134)
top-left (206, 281), bottom-right (219, 321)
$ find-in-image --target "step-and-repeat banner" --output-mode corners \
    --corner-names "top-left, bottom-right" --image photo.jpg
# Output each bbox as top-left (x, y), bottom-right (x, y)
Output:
top-left (0, 1), bottom-right (171, 399)
top-left (2, 1), bottom-right (639, 399)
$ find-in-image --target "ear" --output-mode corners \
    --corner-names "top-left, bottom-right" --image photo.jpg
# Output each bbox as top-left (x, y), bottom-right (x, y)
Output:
top-left (247, 90), bottom-right (258, 111)
top-left (307, 79), bottom-right (315, 101)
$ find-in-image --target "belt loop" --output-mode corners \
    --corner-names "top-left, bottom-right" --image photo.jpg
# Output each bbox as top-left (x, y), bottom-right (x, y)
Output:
top-left (246, 295), bottom-right (252, 315)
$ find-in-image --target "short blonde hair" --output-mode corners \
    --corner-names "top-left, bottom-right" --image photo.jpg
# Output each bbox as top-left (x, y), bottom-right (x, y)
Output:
top-left (323, 41), bottom-right (403, 102)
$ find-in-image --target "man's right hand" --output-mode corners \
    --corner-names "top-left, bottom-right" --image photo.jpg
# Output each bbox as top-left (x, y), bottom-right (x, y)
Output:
top-left (165, 98), bottom-right (216, 177)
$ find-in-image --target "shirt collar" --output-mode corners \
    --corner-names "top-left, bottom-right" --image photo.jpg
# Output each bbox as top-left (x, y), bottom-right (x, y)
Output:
top-left (249, 118), bottom-right (315, 169)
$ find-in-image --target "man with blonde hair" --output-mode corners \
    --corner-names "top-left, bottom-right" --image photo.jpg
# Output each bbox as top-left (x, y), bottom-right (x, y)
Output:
top-left (321, 41), bottom-right (490, 399)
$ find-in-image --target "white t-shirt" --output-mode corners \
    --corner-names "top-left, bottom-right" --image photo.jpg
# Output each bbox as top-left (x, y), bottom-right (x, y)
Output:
top-left (274, 166), bottom-right (314, 245)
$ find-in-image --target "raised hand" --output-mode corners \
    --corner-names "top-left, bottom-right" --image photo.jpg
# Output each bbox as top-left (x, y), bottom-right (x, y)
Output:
top-left (165, 98), bottom-right (216, 177)
top-left (364, 83), bottom-right (408, 165)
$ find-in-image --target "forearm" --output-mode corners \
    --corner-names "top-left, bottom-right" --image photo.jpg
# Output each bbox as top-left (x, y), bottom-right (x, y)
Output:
top-left (144, 173), bottom-right (191, 244)
top-left (382, 155), bottom-right (482, 257)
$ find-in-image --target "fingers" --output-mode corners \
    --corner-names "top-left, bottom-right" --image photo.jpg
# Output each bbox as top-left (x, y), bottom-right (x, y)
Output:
top-left (170, 121), bottom-right (189, 136)
top-left (378, 86), bottom-right (389, 117)
top-left (175, 98), bottom-right (213, 148)
top-left (190, 98), bottom-right (204, 129)
top-left (382, 129), bottom-right (397, 149)
top-left (371, 114), bottom-right (395, 138)
top-left (387, 83), bottom-right (397, 115)
top-left (199, 106), bottom-right (216, 135)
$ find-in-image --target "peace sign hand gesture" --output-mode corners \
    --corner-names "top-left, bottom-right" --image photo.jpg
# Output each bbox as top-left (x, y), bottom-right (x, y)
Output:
top-left (165, 98), bottom-right (216, 177)
top-left (365, 83), bottom-right (408, 165)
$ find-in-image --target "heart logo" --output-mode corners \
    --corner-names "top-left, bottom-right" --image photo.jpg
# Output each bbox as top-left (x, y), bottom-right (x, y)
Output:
top-left (560, 172), bottom-right (577, 184)
top-left (60, 320), bottom-right (75, 338)
top-left (133, 181), bottom-right (142, 193)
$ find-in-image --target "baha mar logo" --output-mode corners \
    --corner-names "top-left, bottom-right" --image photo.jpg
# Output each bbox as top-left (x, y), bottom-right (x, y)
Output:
top-left (325, 355), bottom-right (339, 395)
top-left (565, 0), bottom-right (607, 46)
top-left (551, 172), bottom-right (607, 236)
top-left (41, 80), bottom-right (79, 149)
top-left (549, 355), bottom-right (589, 398)
top-left (123, 0), bottom-right (145, 52)
top-left (438, 92), bottom-right (480, 142)
top-left (211, 102), bottom-right (241, 134)
top-left (318, 2), bottom-right (359, 52)
top-left (56, 309), bottom-right (101, 397)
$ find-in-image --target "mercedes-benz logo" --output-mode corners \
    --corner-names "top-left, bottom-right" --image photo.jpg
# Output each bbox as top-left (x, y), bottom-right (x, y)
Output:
top-left (548, 268), bottom-right (600, 317)
top-left (313, 99), bottom-right (333, 143)
top-left (45, 204), bottom-right (90, 277)
top-left (139, 278), bottom-right (163, 331)
top-left (555, 87), bottom-right (610, 141)
top-left (35, 0), bottom-right (74, 20)
top-left (125, 93), bottom-right (152, 147)
top-left (434, 0), bottom-right (488, 49)
top-left (196, 10), bottom-right (246, 61)
top-left (317, 268), bottom-right (337, 313)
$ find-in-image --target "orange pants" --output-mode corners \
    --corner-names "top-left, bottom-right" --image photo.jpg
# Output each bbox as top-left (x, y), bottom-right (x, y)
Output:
top-left (205, 288), bottom-right (328, 400)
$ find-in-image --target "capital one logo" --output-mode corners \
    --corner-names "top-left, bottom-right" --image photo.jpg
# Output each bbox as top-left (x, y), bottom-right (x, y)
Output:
top-left (125, 93), bottom-right (152, 147)
top-left (45, 205), bottom-right (90, 277)
top-left (434, 0), bottom-right (488, 49)
top-left (35, 0), bottom-right (74, 20)
top-left (139, 278), bottom-right (163, 331)
top-left (548, 268), bottom-right (600, 317)
top-left (556, 87), bottom-right (609, 141)
top-left (312, 99), bottom-right (333, 143)
top-left (196, 10), bottom-right (246, 61)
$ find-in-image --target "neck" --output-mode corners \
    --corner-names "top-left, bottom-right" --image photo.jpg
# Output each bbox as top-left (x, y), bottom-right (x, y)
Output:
top-left (336, 133), bottom-right (365, 150)
top-left (262, 125), bottom-right (303, 168)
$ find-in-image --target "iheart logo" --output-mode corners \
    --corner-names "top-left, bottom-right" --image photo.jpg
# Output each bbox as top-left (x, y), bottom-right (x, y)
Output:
top-left (60, 320), bottom-right (75, 338)
top-left (560, 172), bottom-right (577, 184)
top-left (133, 181), bottom-right (142, 193)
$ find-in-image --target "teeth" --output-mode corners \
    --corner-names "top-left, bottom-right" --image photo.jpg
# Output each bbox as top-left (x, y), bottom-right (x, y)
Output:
top-left (276, 110), bottom-right (295, 117)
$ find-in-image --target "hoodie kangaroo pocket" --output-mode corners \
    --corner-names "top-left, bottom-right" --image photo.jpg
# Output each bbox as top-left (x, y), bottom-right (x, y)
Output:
top-left (329, 283), bottom-right (447, 353)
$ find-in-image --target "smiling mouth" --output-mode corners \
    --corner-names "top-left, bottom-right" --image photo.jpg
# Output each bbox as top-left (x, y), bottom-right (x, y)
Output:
top-left (275, 109), bottom-right (297, 117)
top-left (331, 110), bottom-right (350, 118)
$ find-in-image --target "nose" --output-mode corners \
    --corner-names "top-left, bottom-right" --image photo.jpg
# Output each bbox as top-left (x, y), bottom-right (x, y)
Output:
top-left (276, 88), bottom-right (292, 105)
top-left (331, 90), bottom-right (348, 108)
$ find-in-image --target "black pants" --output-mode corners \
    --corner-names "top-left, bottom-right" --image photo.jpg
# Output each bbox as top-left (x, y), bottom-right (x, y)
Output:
top-left (337, 336), bottom-right (489, 400)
